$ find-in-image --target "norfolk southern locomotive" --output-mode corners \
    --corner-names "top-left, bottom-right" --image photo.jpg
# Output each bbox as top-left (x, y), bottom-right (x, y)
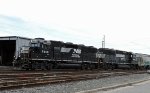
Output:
top-left (15, 38), bottom-right (150, 70)
top-left (16, 38), bottom-right (98, 70)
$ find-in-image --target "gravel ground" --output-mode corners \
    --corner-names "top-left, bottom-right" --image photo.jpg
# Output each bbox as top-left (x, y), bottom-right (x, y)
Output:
top-left (1, 73), bottom-right (150, 93)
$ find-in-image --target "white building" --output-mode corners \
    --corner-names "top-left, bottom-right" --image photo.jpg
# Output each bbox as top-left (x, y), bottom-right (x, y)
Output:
top-left (0, 36), bottom-right (31, 66)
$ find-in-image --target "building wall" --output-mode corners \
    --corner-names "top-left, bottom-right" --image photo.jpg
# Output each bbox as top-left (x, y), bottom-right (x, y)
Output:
top-left (0, 36), bottom-right (31, 62)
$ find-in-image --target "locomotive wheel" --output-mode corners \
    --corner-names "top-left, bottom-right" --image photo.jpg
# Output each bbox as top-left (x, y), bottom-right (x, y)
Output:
top-left (90, 64), bottom-right (95, 70)
top-left (31, 62), bottom-right (37, 70)
top-left (103, 64), bottom-right (108, 70)
top-left (145, 65), bottom-right (150, 70)
top-left (25, 68), bottom-right (29, 70)
top-left (111, 64), bottom-right (114, 70)
top-left (47, 63), bottom-right (53, 70)
top-left (81, 64), bottom-right (86, 70)
top-left (31, 68), bottom-right (35, 70)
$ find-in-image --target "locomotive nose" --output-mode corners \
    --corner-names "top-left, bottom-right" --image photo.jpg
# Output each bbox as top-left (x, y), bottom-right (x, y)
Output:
top-left (21, 46), bottom-right (30, 53)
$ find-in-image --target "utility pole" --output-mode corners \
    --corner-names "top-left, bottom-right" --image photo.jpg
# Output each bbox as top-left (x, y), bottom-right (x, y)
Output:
top-left (101, 35), bottom-right (105, 69)
top-left (102, 35), bottom-right (105, 48)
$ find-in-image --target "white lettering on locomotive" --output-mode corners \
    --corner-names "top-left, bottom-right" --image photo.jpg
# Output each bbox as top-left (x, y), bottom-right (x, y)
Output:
top-left (71, 49), bottom-right (81, 58)
top-left (116, 54), bottom-right (125, 57)
top-left (73, 49), bottom-right (81, 54)
top-left (96, 53), bottom-right (105, 58)
top-left (71, 54), bottom-right (80, 58)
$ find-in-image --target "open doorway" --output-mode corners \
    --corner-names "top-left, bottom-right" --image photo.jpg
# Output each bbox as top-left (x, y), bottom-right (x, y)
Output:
top-left (0, 40), bottom-right (16, 66)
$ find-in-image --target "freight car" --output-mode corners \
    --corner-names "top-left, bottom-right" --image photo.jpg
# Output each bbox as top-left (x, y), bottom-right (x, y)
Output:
top-left (15, 38), bottom-right (99, 70)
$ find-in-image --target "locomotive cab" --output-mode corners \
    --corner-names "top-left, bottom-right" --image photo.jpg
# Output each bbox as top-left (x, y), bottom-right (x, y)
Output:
top-left (20, 46), bottom-right (30, 60)
top-left (30, 39), bottom-right (41, 54)
top-left (17, 38), bottom-right (54, 70)
top-left (29, 38), bottom-right (52, 59)
top-left (21, 46), bottom-right (30, 54)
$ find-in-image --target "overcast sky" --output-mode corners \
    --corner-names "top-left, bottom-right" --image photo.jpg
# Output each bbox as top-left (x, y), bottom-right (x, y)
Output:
top-left (0, 0), bottom-right (150, 54)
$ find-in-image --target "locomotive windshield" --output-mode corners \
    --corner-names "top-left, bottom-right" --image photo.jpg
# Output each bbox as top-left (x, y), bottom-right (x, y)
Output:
top-left (31, 43), bottom-right (40, 47)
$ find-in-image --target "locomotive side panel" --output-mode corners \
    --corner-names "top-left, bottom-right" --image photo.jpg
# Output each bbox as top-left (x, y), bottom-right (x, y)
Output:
top-left (97, 48), bottom-right (116, 69)
top-left (80, 46), bottom-right (98, 69)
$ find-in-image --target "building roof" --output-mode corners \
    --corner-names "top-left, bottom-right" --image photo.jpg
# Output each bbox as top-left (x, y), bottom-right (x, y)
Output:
top-left (0, 36), bottom-right (32, 40)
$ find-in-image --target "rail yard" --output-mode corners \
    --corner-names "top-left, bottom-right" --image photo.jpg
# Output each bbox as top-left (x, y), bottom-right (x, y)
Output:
top-left (0, 36), bottom-right (150, 92)
top-left (0, 69), bottom-right (149, 93)
top-left (1, 0), bottom-right (150, 92)
top-left (0, 69), bottom-right (148, 89)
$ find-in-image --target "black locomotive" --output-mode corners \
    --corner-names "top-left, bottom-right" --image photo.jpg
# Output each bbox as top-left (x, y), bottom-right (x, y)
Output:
top-left (15, 38), bottom-right (148, 70)
top-left (97, 48), bottom-right (136, 69)
top-left (16, 38), bottom-right (99, 70)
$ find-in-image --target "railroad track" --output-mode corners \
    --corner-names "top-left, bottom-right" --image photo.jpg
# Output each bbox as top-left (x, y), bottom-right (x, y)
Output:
top-left (0, 70), bottom-right (147, 90)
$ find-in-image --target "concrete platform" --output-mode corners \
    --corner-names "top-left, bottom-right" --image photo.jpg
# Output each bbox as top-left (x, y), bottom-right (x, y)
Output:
top-left (97, 79), bottom-right (150, 93)
top-left (77, 75), bottom-right (150, 93)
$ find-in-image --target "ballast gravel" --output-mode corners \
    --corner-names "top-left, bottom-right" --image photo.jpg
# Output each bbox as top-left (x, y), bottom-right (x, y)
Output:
top-left (1, 73), bottom-right (150, 93)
